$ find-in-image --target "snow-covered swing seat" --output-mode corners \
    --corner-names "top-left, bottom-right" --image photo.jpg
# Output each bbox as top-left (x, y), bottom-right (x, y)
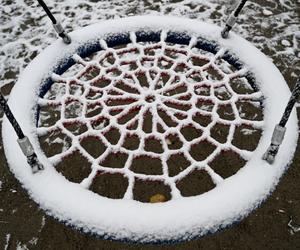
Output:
top-left (1, 3), bottom-right (298, 245)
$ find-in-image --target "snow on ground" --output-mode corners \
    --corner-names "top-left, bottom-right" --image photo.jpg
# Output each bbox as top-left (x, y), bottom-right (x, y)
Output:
top-left (4, 234), bottom-right (10, 250)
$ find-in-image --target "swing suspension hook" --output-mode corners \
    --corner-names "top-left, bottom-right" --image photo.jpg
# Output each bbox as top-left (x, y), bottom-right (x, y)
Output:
top-left (220, 1), bottom-right (299, 163)
top-left (37, 0), bottom-right (71, 44)
top-left (263, 78), bottom-right (300, 164)
top-left (221, 0), bottom-right (248, 39)
top-left (0, 92), bottom-right (44, 173)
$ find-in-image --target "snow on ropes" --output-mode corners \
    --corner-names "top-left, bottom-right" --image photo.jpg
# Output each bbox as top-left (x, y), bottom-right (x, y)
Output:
top-left (2, 16), bottom-right (298, 243)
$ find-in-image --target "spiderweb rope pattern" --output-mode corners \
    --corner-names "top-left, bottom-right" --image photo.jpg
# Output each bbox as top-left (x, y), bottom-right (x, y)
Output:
top-left (37, 31), bottom-right (264, 201)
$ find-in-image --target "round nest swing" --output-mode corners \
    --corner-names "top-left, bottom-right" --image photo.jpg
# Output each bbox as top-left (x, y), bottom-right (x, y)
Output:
top-left (2, 16), bottom-right (298, 243)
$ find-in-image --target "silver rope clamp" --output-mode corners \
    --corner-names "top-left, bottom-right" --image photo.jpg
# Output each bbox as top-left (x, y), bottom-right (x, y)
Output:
top-left (221, 14), bottom-right (238, 38)
top-left (53, 22), bottom-right (71, 44)
top-left (262, 124), bottom-right (286, 164)
top-left (270, 124), bottom-right (286, 145)
top-left (17, 136), bottom-right (34, 156)
top-left (226, 14), bottom-right (238, 28)
top-left (17, 136), bottom-right (44, 173)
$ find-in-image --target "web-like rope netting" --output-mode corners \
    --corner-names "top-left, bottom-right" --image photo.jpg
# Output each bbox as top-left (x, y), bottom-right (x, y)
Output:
top-left (37, 31), bottom-right (264, 202)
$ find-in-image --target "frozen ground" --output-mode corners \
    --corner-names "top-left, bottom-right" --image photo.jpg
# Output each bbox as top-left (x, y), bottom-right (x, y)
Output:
top-left (0, 0), bottom-right (300, 249)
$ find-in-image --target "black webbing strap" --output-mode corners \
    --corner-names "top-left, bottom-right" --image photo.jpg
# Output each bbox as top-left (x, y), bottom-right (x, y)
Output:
top-left (37, 0), bottom-right (57, 24)
top-left (263, 78), bottom-right (300, 164)
top-left (0, 92), bottom-right (24, 139)
top-left (0, 91), bottom-right (43, 173)
top-left (234, 0), bottom-right (248, 16)
top-left (279, 79), bottom-right (300, 127)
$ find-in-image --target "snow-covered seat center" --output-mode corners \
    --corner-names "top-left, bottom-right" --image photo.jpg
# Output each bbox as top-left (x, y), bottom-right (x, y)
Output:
top-left (37, 30), bottom-right (264, 203)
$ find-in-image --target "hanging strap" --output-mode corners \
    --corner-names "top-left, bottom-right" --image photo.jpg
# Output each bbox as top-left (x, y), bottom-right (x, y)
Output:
top-left (37, 0), bottom-right (71, 44)
top-left (263, 78), bottom-right (300, 164)
top-left (221, 0), bottom-right (248, 38)
top-left (0, 92), bottom-right (43, 173)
